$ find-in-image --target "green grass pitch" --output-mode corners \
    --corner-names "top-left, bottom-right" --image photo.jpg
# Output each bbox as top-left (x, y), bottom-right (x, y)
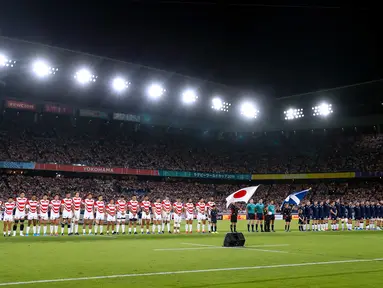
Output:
top-left (1, 220), bottom-right (383, 287)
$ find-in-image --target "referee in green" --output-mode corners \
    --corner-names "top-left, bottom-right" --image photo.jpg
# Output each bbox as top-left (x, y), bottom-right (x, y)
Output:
top-left (267, 200), bottom-right (276, 232)
top-left (246, 199), bottom-right (256, 232)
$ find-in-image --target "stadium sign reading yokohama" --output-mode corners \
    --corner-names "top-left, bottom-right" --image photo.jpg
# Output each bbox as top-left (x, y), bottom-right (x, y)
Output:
top-left (5, 100), bottom-right (36, 111)
top-left (83, 167), bottom-right (114, 173)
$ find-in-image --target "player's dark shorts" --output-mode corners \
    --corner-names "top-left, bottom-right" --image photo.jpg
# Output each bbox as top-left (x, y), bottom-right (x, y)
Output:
top-left (330, 215), bottom-right (337, 220)
top-left (298, 219), bottom-right (304, 224)
top-left (285, 217), bottom-right (292, 222)
top-left (211, 217), bottom-right (217, 224)
top-left (269, 215), bottom-right (275, 221)
top-left (248, 213), bottom-right (255, 220)
top-left (230, 215), bottom-right (238, 223)
top-left (256, 213), bottom-right (263, 220)
top-left (355, 216), bottom-right (362, 221)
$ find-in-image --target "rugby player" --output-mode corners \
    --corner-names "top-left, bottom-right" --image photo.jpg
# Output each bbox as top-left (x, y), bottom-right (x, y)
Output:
top-left (246, 199), bottom-right (256, 232)
top-left (128, 195), bottom-right (139, 234)
top-left (162, 197), bottom-right (172, 233)
top-left (116, 195), bottom-right (127, 234)
top-left (196, 198), bottom-right (207, 233)
top-left (152, 198), bottom-right (163, 234)
top-left (13, 192), bottom-right (28, 236)
top-left (38, 194), bottom-right (50, 236)
top-left (173, 198), bottom-right (183, 234)
top-left (184, 198), bottom-right (194, 234)
top-left (207, 197), bottom-right (215, 233)
top-left (82, 193), bottom-right (95, 235)
top-left (50, 194), bottom-right (61, 236)
top-left (3, 197), bottom-right (15, 236)
top-left (61, 192), bottom-right (74, 236)
top-left (140, 196), bottom-right (151, 234)
top-left (26, 195), bottom-right (39, 236)
top-left (94, 195), bottom-right (105, 235)
top-left (72, 192), bottom-right (82, 235)
top-left (106, 199), bottom-right (116, 235)
top-left (254, 199), bottom-right (264, 232)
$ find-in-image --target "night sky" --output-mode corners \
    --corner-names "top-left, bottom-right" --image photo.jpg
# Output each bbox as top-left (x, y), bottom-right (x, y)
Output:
top-left (0, 1), bottom-right (380, 98)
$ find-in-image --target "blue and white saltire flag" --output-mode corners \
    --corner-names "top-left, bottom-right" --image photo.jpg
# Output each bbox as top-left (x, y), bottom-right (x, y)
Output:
top-left (281, 188), bottom-right (311, 209)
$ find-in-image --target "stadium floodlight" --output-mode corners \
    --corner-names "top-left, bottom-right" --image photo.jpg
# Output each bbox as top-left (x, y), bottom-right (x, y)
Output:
top-left (112, 77), bottom-right (129, 92)
top-left (284, 108), bottom-right (304, 120)
top-left (74, 68), bottom-right (97, 84)
top-left (147, 83), bottom-right (165, 99)
top-left (211, 97), bottom-right (230, 112)
top-left (182, 89), bottom-right (198, 104)
top-left (240, 102), bottom-right (259, 119)
top-left (0, 54), bottom-right (16, 67)
top-left (312, 103), bottom-right (333, 116)
top-left (32, 60), bottom-right (58, 77)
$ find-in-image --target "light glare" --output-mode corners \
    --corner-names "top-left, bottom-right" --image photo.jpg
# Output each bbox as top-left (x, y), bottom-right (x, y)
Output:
top-left (75, 69), bottom-right (96, 84)
top-left (32, 60), bottom-right (57, 77)
top-left (312, 103), bottom-right (333, 116)
top-left (240, 102), bottom-right (259, 119)
top-left (112, 77), bottom-right (129, 92)
top-left (148, 84), bottom-right (165, 99)
top-left (182, 90), bottom-right (198, 104)
top-left (284, 108), bottom-right (304, 120)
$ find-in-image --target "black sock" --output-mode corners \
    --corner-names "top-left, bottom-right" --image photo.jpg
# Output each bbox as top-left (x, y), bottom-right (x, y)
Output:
top-left (247, 224), bottom-right (250, 232)
top-left (20, 224), bottom-right (24, 232)
top-left (234, 225), bottom-right (237, 232)
top-left (251, 224), bottom-right (254, 232)
top-left (285, 224), bottom-right (287, 231)
top-left (230, 225), bottom-right (233, 232)
top-left (287, 224), bottom-right (290, 231)
top-left (256, 224), bottom-right (258, 231)
top-left (260, 224), bottom-right (263, 231)
top-left (215, 226), bottom-right (217, 232)
top-left (13, 224), bottom-right (17, 231)
top-left (271, 224), bottom-right (274, 231)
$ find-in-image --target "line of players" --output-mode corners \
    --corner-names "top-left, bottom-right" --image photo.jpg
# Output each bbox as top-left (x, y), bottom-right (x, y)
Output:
top-left (0, 193), bottom-right (218, 236)
top-left (297, 199), bottom-right (383, 231)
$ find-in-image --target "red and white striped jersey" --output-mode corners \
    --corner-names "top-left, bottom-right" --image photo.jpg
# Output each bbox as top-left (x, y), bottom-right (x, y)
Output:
top-left (196, 202), bottom-right (207, 214)
top-left (173, 202), bottom-right (183, 214)
top-left (72, 197), bottom-right (82, 211)
top-left (39, 200), bottom-right (50, 214)
top-left (50, 200), bottom-right (61, 214)
top-left (162, 200), bottom-right (172, 213)
top-left (207, 201), bottom-right (216, 211)
top-left (83, 199), bottom-right (95, 213)
top-left (116, 200), bottom-right (127, 213)
top-left (27, 200), bottom-right (39, 213)
top-left (128, 200), bottom-right (139, 213)
top-left (16, 197), bottom-right (28, 212)
top-left (106, 204), bottom-right (116, 216)
top-left (95, 201), bottom-right (105, 213)
top-left (140, 201), bottom-right (151, 213)
top-left (185, 202), bottom-right (194, 214)
top-left (62, 198), bottom-right (73, 212)
top-left (4, 202), bottom-right (15, 215)
top-left (152, 202), bottom-right (162, 215)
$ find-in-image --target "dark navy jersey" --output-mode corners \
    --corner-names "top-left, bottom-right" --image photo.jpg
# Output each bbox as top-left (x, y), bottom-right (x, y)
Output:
top-left (378, 205), bottom-right (383, 218)
top-left (340, 204), bottom-right (346, 218)
top-left (335, 202), bottom-right (341, 216)
top-left (354, 206), bottom-right (361, 219)
top-left (304, 205), bottom-right (311, 217)
top-left (371, 205), bottom-right (377, 218)
top-left (365, 205), bottom-right (371, 218)
top-left (346, 205), bottom-right (353, 218)
top-left (298, 212), bottom-right (304, 221)
top-left (318, 205), bottom-right (324, 217)
top-left (323, 203), bottom-right (330, 216)
top-left (330, 205), bottom-right (337, 216)
top-left (311, 205), bottom-right (319, 218)
top-left (360, 205), bottom-right (365, 217)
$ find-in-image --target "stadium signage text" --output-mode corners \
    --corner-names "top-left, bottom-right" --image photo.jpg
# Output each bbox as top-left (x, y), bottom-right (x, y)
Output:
top-left (5, 100), bottom-right (36, 111)
top-left (44, 104), bottom-right (73, 114)
top-left (83, 167), bottom-right (114, 173)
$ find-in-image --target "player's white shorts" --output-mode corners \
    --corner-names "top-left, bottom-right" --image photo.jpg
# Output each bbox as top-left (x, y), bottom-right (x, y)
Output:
top-left (14, 210), bottom-right (26, 220)
top-left (162, 212), bottom-right (171, 222)
top-left (197, 213), bottom-right (206, 221)
top-left (73, 210), bottom-right (81, 221)
top-left (3, 214), bottom-right (14, 222)
top-left (186, 213), bottom-right (194, 221)
top-left (50, 212), bottom-right (60, 220)
top-left (39, 213), bottom-right (49, 221)
top-left (173, 214), bottom-right (182, 223)
top-left (107, 214), bottom-right (116, 222)
top-left (117, 212), bottom-right (127, 221)
top-left (141, 212), bottom-right (151, 220)
top-left (62, 210), bottom-right (73, 219)
top-left (83, 211), bottom-right (94, 220)
top-left (129, 212), bottom-right (138, 220)
top-left (153, 213), bottom-right (162, 221)
top-left (96, 213), bottom-right (105, 221)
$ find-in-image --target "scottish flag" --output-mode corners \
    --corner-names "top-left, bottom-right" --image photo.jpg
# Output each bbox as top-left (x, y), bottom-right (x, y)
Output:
top-left (281, 188), bottom-right (311, 208)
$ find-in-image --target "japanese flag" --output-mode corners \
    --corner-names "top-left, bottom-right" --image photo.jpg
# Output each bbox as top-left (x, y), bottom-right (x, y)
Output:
top-left (226, 186), bottom-right (260, 208)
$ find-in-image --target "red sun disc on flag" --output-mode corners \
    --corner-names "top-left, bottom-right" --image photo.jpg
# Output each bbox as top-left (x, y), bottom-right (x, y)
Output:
top-left (233, 190), bottom-right (247, 199)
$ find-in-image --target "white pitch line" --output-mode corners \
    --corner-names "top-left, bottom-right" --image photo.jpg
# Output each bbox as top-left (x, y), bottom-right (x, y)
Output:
top-left (181, 243), bottom-right (290, 248)
top-left (181, 242), bottom-right (217, 247)
top-left (153, 246), bottom-right (287, 253)
top-left (1, 258), bottom-right (382, 286)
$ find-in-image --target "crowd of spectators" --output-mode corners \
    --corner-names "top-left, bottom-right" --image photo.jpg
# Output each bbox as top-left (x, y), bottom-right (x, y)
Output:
top-left (1, 175), bottom-right (382, 212)
top-left (0, 113), bottom-right (382, 174)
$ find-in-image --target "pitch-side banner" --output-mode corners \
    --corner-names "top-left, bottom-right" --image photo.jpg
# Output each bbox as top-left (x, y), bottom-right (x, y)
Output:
top-left (44, 104), bottom-right (73, 114)
top-left (113, 113), bottom-right (140, 123)
top-left (79, 109), bottom-right (108, 119)
top-left (34, 163), bottom-right (159, 176)
top-left (5, 100), bottom-right (36, 111)
top-left (159, 170), bottom-right (251, 180)
top-left (251, 172), bottom-right (355, 180)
